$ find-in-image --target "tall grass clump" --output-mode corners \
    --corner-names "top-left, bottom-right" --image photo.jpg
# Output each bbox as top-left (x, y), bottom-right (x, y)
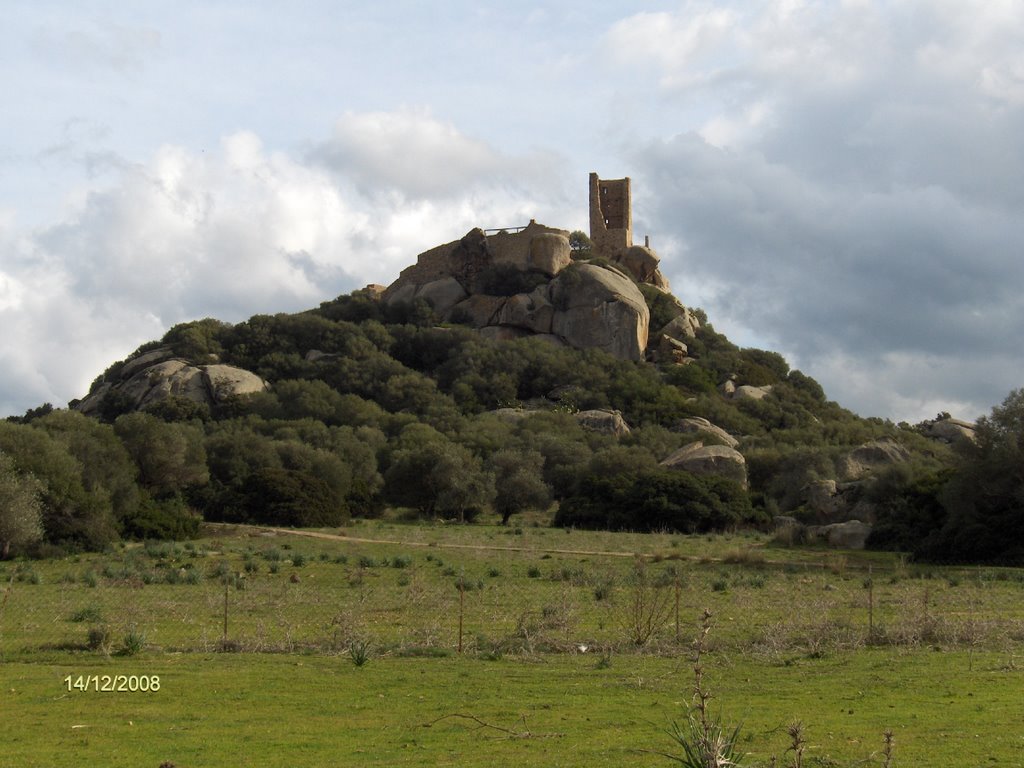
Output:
top-left (119, 626), bottom-right (146, 656)
top-left (655, 609), bottom-right (744, 767)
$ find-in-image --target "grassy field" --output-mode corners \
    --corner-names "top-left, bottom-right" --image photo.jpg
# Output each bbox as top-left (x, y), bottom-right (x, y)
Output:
top-left (2, 519), bottom-right (1024, 767)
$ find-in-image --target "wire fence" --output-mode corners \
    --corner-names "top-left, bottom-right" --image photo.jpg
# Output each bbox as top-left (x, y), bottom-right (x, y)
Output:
top-left (3, 536), bottom-right (1024, 662)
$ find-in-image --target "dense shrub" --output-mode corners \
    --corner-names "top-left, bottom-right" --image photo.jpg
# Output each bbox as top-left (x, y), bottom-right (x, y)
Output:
top-left (554, 469), bottom-right (760, 533)
top-left (122, 495), bottom-right (200, 540)
top-left (240, 467), bottom-right (348, 527)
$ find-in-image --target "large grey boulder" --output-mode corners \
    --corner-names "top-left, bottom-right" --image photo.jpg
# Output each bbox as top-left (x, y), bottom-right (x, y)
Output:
top-left (660, 310), bottom-right (701, 340)
top-left (450, 295), bottom-right (507, 327)
top-left (415, 277), bottom-right (469, 317)
top-left (575, 409), bottom-right (630, 437)
top-left (203, 365), bottom-right (268, 403)
top-left (733, 385), bottom-right (773, 401)
top-left (611, 245), bottom-right (669, 289)
top-left (549, 264), bottom-right (649, 361)
top-left (119, 346), bottom-right (177, 379)
top-left (76, 355), bottom-right (269, 416)
top-left (496, 285), bottom-right (554, 333)
top-left (820, 520), bottom-right (872, 550)
top-left (660, 441), bottom-right (748, 489)
top-left (652, 334), bottom-right (688, 364)
top-left (676, 417), bottom-right (739, 448)
top-left (487, 221), bottom-right (571, 277)
top-left (526, 232), bottom-right (571, 276)
top-left (838, 438), bottom-right (911, 481)
top-left (924, 416), bottom-right (977, 445)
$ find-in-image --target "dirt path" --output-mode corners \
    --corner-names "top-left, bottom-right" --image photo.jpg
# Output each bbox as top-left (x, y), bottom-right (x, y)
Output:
top-left (206, 522), bottom-right (667, 560)
top-left (204, 522), bottom-right (877, 571)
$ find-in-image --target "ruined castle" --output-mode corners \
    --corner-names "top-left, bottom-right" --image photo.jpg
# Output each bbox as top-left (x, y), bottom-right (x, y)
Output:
top-left (379, 173), bottom-right (676, 361)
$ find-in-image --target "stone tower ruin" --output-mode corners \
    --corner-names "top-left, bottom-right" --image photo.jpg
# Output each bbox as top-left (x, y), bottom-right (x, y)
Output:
top-left (589, 173), bottom-right (633, 257)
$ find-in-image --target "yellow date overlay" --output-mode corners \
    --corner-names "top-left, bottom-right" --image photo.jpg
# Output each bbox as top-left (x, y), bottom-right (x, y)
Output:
top-left (64, 674), bottom-right (161, 692)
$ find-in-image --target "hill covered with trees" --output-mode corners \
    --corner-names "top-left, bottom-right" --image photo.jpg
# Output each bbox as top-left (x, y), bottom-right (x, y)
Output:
top-left (1, 229), bottom-right (1019, 564)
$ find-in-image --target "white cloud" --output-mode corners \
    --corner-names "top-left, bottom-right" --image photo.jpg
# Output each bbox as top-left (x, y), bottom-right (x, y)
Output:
top-left (606, 7), bottom-right (738, 87)
top-left (624, 1), bottom-right (1024, 421)
top-left (310, 107), bottom-right (567, 203)
top-left (0, 112), bottom-right (574, 415)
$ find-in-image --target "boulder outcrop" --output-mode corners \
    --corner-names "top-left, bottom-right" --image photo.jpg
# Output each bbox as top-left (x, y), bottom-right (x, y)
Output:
top-left (838, 437), bottom-right (911, 481)
top-left (733, 385), bottom-right (773, 401)
top-left (921, 416), bottom-right (977, 445)
top-left (659, 441), bottom-right (748, 488)
top-left (75, 347), bottom-right (268, 416)
top-left (675, 417), bottom-right (739, 448)
top-left (549, 264), bottom-right (649, 361)
top-left (575, 409), bottom-right (631, 437)
top-left (611, 245), bottom-right (670, 290)
top-left (659, 309), bottom-right (701, 341)
top-left (652, 334), bottom-right (688, 364)
top-left (381, 224), bottom-right (652, 361)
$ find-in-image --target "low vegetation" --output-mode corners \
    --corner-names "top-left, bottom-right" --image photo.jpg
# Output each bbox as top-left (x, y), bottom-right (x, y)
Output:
top-left (2, 523), bottom-right (1023, 766)
top-left (3, 284), bottom-right (1019, 565)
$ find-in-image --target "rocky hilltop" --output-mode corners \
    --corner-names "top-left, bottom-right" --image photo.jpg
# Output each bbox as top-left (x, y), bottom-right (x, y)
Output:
top-left (75, 347), bottom-right (268, 417)
top-left (60, 173), bottom-right (980, 554)
top-left (381, 221), bottom-right (670, 362)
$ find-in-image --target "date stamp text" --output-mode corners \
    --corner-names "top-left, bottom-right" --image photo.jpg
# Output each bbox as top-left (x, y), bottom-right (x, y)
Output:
top-left (63, 674), bottom-right (160, 692)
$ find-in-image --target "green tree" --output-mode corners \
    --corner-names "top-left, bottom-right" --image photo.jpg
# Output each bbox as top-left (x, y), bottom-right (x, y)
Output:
top-left (35, 410), bottom-right (141, 530)
top-left (0, 422), bottom-right (118, 549)
top-left (554, 469), bottom-right (757, 533)
top-left (568, 230), bottom-right (592, 259)
top-left (162, 317), bottom-right (229, 360)
top-left (0, 452), bottom-right (44, 558)
top-left (490, 449), bottom-right (551, 525)
top-left (240, 467), bottom-right (346, 527)
top-left (384, 438), bottom-right (494, 521)
top-left (918, 389), bottom-right (1024, 563)
top-left (114, 412), bottom-right (209, 495)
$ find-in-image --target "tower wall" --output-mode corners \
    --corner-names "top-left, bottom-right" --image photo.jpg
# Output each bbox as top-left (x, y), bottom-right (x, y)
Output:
top-left (589, 173), bottom-right (633, 256)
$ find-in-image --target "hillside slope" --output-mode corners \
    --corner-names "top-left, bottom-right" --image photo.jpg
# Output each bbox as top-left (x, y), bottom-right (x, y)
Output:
top-left (56, 223), bottom-right (961, 545)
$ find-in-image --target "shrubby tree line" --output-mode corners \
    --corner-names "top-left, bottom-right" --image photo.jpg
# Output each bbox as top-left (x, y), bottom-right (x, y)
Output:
top-left (2, 285), bottom-right (1017, 563)
top-left (867, 389), bottom-right (1024, 564)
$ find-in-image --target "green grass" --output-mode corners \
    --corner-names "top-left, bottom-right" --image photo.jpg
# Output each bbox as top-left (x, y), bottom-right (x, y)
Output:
top-left (2, 651), bottom-right (1023, 766)
top-left (2, 521), bottom-right (1024, 765)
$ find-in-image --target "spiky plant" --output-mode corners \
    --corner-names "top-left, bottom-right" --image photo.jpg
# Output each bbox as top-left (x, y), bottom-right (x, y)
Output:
top-left (655, 609), bottom-right (744, 767)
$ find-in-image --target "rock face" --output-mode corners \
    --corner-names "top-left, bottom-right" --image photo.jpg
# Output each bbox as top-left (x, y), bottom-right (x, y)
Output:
top-left (660, 441), bottom-right (748, 488)
top-left (549, 264), bottom-right (649, 361)
top-left (653, 334), bottom-right (688, 364)
top-left (733, 385), bottom-right (773, 401)
top-left (659, 310), bottom-right (701, 341)
top-left (802, 479), bottom-right (841, 518)
top-left (381, 223), bottom-right (652, 361)
top-left (838, 437), bottom-right (911, 481)
top-left (202, 365), bottom-right (268, 402)
top-left (611, 245), bottom-right (670, 290)
top-left (922, 416), bottom-right (977, 445)
top-left (575, 409), bottom-right (631, 437)
top-left (75, 347), bottom-right (269, 416)
top-left (676, 417), bottom-right (739, 449)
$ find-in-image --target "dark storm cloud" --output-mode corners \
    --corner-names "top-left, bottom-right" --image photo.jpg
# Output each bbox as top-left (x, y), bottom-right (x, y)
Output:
top-left (618, 1), bottom-right (1024, 419)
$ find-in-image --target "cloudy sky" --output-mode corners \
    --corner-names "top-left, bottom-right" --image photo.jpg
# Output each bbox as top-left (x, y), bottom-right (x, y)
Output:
top-left (2, 0), bottom-right (1021, 423)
